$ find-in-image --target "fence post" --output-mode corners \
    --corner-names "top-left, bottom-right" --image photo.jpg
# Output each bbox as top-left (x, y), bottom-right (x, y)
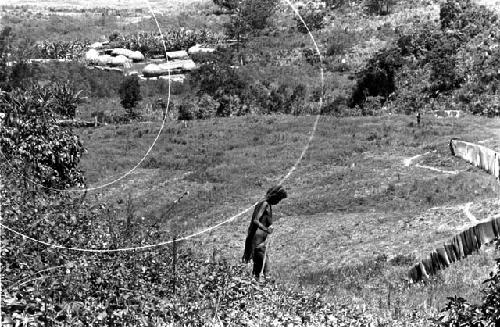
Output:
top-left (172, 235), bottom-right (177, 295)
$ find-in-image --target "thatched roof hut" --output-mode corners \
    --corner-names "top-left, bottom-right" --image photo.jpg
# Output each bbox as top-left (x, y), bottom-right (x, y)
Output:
top-left (111, 48), bottom-right (145, 61)
top-left (95, 54), bottom-right (113, 65)
top-left (165, 50), bottom-right (189, 60)
top-left (142, 59), bottom-right (196, 77)
top-left (84, 48), bottom-right (100, 62)
top-left (188, 44), bottom-right (216, 54)
top-left (109, 55), bottom-right (132, 67)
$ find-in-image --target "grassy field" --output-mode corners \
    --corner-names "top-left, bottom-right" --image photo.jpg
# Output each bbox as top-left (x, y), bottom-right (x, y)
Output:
top-left (74, 113), bottom-right (500, 323)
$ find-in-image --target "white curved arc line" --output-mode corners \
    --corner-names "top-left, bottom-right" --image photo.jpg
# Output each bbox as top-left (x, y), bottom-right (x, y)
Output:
top-left (279, 114), bottom-right (320, 184)
top-left (414, 164), bottom-right (461, 175)
top-left (0, 203), bottom-right (257, 252)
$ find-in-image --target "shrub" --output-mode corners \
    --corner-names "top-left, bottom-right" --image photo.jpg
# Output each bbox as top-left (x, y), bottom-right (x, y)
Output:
top-left (349, 47), bottom-right (402, 108)
top-left (223, 0), bottom-right (279, 39)
top-left (362, 95), bottom-right (385, 115)
top-left (364, 0), bottom-right (396, 16)
top-left (0, 84), bottom-right (85, 189)
top-left (325, 0), bottom-right (347, 9)
top-left (189, 61), bottom-right (248, 117)
top-left (437, 251), bottom-right (500, 326)
top-left (426, 32), bottom-right (464, 95)
top-left (0, 26), bottom-right (12, 88)
top-left (177, 102), bottom-right (196, 120)
top-left (303, 47), bottom-right (321, 65)
top-left (268, 84), bottom-right (293, 114)
top-left (242, 81), bottom-right (271, 114)
top-left (326, 30), bottom-right (355, 56)
top-left (453, 24), bottom-right (500, 116)
top-left (108, 31), bottom-right (120, 41)
top-left (295, 9), bottom-right (326, 34)
top-left (196, 94), bottom-right (220, 119)
top-left (8, 60), bottom-right (34, 90)
top-left (32, 61), bottom-right (124, 98)
top-left (213, 0), bottom-right (238, 11)
top-left (240, 0), bottom-right (279, 32)
top-left (440, 0), bottom-right (498, 39)
top-left (439, 0), bottom-right (462, 30)
top-left (321, 95), bottom-right (349, 115)
top-left (290, 83), bottom-right (308, 115)
top-left (118, 76), bottom-right (142, 119)
top-left (50, 81), bottom-right (82, 119)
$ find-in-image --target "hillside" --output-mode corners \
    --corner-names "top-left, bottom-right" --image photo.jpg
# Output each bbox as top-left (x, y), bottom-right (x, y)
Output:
top-left (75, 113), bottom-right (500, 323)
top-left (2, 0), bottom-right (500, 325)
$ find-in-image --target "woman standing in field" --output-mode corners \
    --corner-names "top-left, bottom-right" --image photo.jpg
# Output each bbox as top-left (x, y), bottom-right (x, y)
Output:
top-left (242, 186), bottom-right (287, 280)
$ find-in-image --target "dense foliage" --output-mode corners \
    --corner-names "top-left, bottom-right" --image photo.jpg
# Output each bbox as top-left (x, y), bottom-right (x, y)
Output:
top-left (364, 0), bottom-right (396, 16)
top-left (222, 0), bottom-right (279, 40)
top-left (34, 61), bottom-right (125, 98)
top-left (295, 9), bottom-right (326, 34)
top-left (0, 26), bottom-right (35, 91)
top-left (118, 76), bottom-right (142, 118)
top-left (425, 31), bottom-right (464, 95)
top-left (30, 40), bottom-right (91, 60)
top-left (186, 54), bottom-right (312, 119)
top-left (213, 0), bottom-right (239, 11)
top-left (437, 245), bottom-right (500, 326)
top-left (109, 29), bottom-right (225, 57)
top-left (440, 0), bottom-right (498, 39)
top-left (349, 47), bottom-right (402, 108)
top-left (0, 84), bottom-right (85, 189)
top-left (0, 27), bottom-right (11, 86)
top-left (350, 0), bottom-right (500, 116)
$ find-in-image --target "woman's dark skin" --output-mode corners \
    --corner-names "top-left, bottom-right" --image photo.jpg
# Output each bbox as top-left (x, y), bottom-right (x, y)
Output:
top-left (243, 186), bottom-right (287, 279)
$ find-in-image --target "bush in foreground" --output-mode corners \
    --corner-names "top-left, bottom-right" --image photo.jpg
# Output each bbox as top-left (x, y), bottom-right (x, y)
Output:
top-left (0, 84), bottom-right (85, 189)
top-left (436, 245), bottom-right (500, 326)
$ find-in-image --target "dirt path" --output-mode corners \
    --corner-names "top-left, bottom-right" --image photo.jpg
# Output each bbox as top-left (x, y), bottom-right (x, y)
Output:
top-left (402, 150), bottom-right (462, 174)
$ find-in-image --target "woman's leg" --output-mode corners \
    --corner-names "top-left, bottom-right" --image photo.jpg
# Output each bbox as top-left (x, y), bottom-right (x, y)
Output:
top-left (252, 249), bottom-right (264, 279)
top-left (263, 253), bottom-right (270, 278)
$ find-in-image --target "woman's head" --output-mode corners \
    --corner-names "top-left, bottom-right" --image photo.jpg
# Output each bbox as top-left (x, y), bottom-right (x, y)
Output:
top-left (265, 185), bottom-right (287, 205)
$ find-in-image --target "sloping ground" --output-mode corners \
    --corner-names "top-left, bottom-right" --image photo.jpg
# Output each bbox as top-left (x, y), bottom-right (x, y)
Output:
top-left (73, 113), bottom-right (500, 323)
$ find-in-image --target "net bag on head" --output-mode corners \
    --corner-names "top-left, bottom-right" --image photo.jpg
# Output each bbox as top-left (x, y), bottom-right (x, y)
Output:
top-left (266, 185), bottom-right (287, 204)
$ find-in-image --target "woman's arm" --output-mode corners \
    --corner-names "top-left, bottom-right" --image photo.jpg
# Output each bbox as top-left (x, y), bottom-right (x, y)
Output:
top-left (252, 202), bottom-right (272, 233)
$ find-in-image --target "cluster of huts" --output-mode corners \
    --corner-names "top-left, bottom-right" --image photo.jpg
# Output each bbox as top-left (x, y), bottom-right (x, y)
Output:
top-left (84, 42), bottom-right (215, 81)
top-left (85, 45), bottom-right (145, 67)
